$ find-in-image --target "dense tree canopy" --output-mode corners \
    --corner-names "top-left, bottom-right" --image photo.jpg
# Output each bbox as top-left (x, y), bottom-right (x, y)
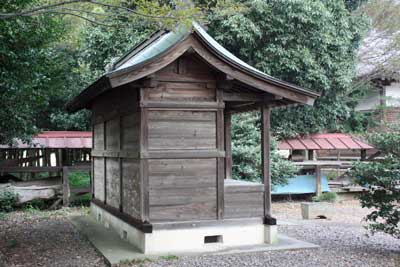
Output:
top-left (232, 112), bottom-right (297, 185)
top-left (0, 0), bottom-right (374, 185)
top-left (207, 0), bottom-right (369, 138)
top-left (0, 0), bottom-right (69, 144)
top-left (0, 0), bottom-right (371, 142)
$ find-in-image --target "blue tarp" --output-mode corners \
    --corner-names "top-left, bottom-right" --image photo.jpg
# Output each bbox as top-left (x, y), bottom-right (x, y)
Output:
top-left (272, 175), bottom-right (330, 195)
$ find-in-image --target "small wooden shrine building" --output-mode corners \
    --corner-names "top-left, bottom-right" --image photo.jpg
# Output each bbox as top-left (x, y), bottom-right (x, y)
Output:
top-left (67, 22), bottom-right (319, 254)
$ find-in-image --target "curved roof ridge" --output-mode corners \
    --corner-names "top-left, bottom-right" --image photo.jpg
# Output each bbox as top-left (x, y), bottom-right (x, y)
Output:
top-left (109, 24), bottom-right (192, 74)
top-left (66, 21), bottom-right (320, 112)
top-left (191, 22), bottom-right (318, 98)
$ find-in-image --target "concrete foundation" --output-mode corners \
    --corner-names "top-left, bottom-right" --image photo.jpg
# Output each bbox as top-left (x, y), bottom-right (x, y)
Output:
top-left (301, 202), bottom-right (335, 219)
top-left (91, 202), bottom-right (278, 254)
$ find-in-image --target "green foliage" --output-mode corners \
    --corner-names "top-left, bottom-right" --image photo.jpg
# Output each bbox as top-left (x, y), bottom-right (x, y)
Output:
top-left (0, 212), bottom-right (7, 220)
top-left (78, 21), bottom-right (155, 76)
top-left (22, 200), bottom-right (44, 213)
top-left (232, 112), bottom-right (297, 186)
top-left (159, 255), bottom-right (179, 260)
top-left (0, 0), bottom-right (371, 144)
top-left (68, 171), bottom-right (91, 206)
top-left (350, 125), bottom-right (400, 239)
top-left (312, 192), bottom-right (338, 203)
top-left (6, 239), bottom-right (18, 249)
top-left (71, 193), bottom-right (91, 207)
top-left (324, 170), bottom-right (339, 181)
top-left (207, 0), bottom-right (370, 138)
top-left (69, 171), bottom-right (90, 188)
top-left (0, 0), bottom-right (68, 143)
top-left (0, 189), bottom-right (18, 212)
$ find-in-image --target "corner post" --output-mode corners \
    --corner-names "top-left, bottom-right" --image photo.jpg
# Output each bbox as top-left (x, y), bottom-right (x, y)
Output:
top-left (224, 112), bottom-right (232, 179)
top-left (216, 87), bottom-right (225, 220)
top-left (261, 103), bottom-right (276, 225)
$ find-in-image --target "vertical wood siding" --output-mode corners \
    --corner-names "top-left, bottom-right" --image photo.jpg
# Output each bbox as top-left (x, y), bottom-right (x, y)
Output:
top-left (91, 86), bottom-right (142, 220)
top-left (106, 158), bottom-right (120, 209)
top-left (122, 159), bottom-right (141, 218)
top-left (93, 157), bottom-right (105, 201)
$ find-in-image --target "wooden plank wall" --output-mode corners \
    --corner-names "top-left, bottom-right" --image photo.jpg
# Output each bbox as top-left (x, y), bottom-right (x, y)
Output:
top-left (147, 111), bottom-right (216, 150)
top-left (91, 53), bottom-right (267, 224)
top-left (91, 85), bottom-right (142, 220)
top-left (224, 185), bottom-right (264, 219)
top-left (142, 55), bottom-right (224, 222)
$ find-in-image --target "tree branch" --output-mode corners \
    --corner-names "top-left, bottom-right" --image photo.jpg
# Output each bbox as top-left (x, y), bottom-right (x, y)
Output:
top-left (0, 0), bottom-right (180, 21)
top-left (0, 0), bottom-right (87, 19)
top-left (32, 10), bottom-right (116, 27)
top-left (88, 0), bottom-right (177, 20)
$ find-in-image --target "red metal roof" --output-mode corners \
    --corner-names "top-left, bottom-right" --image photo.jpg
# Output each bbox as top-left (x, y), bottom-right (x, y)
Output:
top-left (0, 131), bottom-right (92, 149)
top-left (278, 133), bottom-right (374, 150)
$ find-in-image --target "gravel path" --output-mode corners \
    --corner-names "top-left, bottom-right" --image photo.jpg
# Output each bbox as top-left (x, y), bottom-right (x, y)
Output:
top-left (0, 201), bottom-right (399, 267)
top-left (0, 209), bottom-right (107, 267)
top-left (119, 200), bottom-right (400, 267)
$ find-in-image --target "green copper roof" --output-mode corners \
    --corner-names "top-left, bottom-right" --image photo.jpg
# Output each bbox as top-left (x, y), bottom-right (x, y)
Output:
top-left (107, 21), bottom-right (318, 98)
top-left (66, 21), bottom-right (319, 112)
top-left (110, 25), bottom-right (191, 73)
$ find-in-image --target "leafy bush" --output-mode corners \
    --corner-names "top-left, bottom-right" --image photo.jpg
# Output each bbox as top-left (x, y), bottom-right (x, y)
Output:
top-left (21, 199), bottom-right (48, 211)
top-left (350, 125), bottom-right (400, 239)
top-left (0, 189), bottom-right (18, 212)
top-left (71, 193), bottom-right (91, 207)
top-left (232, 112), bottom-right (297, 186)
top-left (312, 192), bottom-right (338, 203)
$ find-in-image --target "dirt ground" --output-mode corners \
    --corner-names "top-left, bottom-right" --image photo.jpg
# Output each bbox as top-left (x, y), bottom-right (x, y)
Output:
top-left (0, 200), bottom-right (399, 267)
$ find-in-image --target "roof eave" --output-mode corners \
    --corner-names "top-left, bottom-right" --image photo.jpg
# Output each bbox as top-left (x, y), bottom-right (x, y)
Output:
top-left (65, 75), bottom-right (111, 113)
top-left (192, 24), bottom-right (320, 105)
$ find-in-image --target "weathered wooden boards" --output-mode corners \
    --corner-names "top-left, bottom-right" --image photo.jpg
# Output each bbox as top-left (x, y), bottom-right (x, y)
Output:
top-left (147, 110), bottom-right (216, 150)
top-left (144, 56), bottom-right (221, 222)
top-left (224, 180), bottom-right (264, 219)
top-left (148, 158), bottom-right (217, 221)
top-left (90, 53), bottom-right (276, 226)
top-left (91, 86), bottom-right (142, 220)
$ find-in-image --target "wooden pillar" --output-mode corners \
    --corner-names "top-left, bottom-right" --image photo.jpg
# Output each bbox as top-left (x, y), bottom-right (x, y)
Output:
top-left (261, 103), bottom-right (276, 225)
top-left (315, 165), bottom-right (322, 197)
top-left (119, 116), bottom-right (123, 212)
top-left (91, 126), bottom-right (95, 198)
top-left (224, 112), bottom-right (232, 179)
top-left (139, 88), bottom-right (150, 222)
top-left (216, 88), bottom-right (225, 220)
top-left (63, 166), bottom-right (70, 207)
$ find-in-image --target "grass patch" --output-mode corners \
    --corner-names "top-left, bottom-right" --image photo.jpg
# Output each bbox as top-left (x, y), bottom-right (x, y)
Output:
top-left (160, 255), bottom-right (179, 260)
top-left (69, 171), bottom-right (91, 207)
top-left (119, 258), bottom-right (153, 265)
top-left (69, 171), bottom-right (90, 188)
top-left (312, 192), bottom-right (338, 203)
top-left (71, 193), bottom-right (91, 206)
